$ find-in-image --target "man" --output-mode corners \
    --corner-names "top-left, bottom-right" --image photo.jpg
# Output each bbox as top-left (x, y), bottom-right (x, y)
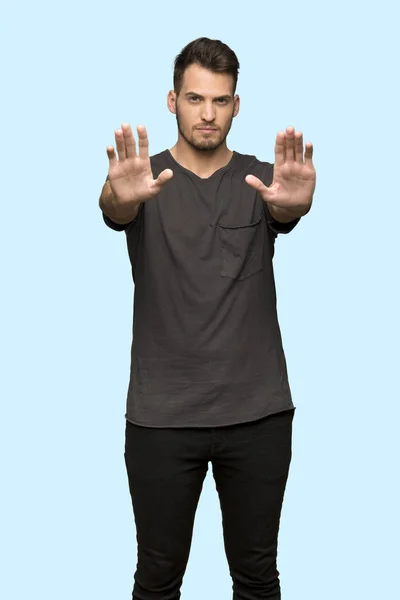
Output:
top-left (99, 37), bottom-right (316, 600)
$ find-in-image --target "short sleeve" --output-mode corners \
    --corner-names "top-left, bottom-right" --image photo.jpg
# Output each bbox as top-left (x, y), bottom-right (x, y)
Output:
top-left (102, 212), bottom-right (128, 231)
top-left (263, 203), bottom-right (301, 235)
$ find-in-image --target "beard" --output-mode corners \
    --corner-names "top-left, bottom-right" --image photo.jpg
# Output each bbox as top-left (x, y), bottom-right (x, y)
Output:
top-left (175, 105), bottom-right (234, 152)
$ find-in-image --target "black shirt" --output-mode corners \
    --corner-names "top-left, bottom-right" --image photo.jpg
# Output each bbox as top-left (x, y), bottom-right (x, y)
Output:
top-left (103, 150), bottom-right (300, 427)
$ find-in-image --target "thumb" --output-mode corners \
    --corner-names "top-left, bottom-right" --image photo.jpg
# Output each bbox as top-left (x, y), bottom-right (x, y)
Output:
top-left (154, 168), bottom-right (174, 190)
top-left (245, 174), bottom-right (271, 201)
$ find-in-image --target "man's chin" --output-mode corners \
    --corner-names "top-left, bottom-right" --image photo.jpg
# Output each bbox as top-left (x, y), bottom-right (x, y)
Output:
top-left (190, 137), bottom-right (223, 152)
top-left (193, 143), bottom-right (219, 152)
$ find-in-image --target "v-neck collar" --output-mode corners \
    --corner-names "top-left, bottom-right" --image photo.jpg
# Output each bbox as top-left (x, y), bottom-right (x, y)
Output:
top-left (165, 149), bottom-right (238, 182)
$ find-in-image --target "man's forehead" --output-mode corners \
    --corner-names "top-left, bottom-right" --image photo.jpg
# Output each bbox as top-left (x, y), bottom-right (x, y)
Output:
top-left (181, 65), bottom-right (233, 95)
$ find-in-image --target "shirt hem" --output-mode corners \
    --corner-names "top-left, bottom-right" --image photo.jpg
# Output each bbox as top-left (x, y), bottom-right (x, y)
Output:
top-left (124, 404), bottom-right (296, 429)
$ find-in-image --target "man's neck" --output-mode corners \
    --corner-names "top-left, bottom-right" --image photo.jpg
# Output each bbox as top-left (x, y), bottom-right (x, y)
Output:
top-left (169, 139), bottom-right (233, 179)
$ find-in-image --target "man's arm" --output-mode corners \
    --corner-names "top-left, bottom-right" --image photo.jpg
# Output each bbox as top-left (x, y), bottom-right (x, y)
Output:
top-left (99, 180), bottom-right (141, 225)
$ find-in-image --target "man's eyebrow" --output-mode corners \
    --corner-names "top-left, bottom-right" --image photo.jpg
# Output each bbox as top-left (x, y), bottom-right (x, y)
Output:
top-left (185, 92), bottom-right (232, 100)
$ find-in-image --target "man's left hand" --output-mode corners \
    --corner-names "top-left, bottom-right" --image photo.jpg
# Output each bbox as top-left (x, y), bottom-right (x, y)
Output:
top-left (245, 126), bottom-right (316, 219)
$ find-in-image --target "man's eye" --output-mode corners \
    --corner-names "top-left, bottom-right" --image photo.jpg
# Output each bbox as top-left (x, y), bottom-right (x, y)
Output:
top-left (189, 96), bottom-right (200, 102)
top-left (217, 98), bottom-right (228, 104)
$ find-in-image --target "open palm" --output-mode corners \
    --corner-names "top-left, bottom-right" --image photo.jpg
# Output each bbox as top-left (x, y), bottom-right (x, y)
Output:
top-left (107, 123), bottom-right (173, 205)
top-left (246, 127), bottom-right (316, 212)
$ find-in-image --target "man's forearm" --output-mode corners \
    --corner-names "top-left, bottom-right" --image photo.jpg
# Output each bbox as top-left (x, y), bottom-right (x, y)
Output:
top-left (267, 202), bottom-right (311, 223)
top-left (99, 181), bottom-right (141, 225)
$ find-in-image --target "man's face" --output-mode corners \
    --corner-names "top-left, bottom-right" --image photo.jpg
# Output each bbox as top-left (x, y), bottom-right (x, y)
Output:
top-left (170, 64), bottom-right (240, 152)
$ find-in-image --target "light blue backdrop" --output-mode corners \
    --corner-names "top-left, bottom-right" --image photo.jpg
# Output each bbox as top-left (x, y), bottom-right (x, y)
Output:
top-left (1, 1), bottom-right (399, 599)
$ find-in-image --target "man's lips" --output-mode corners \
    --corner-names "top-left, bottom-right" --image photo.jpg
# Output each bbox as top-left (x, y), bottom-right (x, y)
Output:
top-left (196, 127), bottom-right (217, 131)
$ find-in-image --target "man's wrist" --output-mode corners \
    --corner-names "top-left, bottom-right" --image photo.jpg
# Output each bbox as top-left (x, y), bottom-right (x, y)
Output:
top-left (106, 199), bottom-right (142, 224)
top-left (100, 181), bottom-right (142, 224)
top-left (267, 202), bottom-right (310, 223)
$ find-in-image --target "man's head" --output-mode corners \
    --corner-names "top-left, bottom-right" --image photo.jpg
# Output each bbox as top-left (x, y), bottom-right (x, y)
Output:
top-left (168, 38), bottom-right (240, 152)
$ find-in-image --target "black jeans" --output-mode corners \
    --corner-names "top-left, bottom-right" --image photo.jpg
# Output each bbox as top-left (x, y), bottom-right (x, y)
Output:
top-left (124, 408), bottom-right (295, 600)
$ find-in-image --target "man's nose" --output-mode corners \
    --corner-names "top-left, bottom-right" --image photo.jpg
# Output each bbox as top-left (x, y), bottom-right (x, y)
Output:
top-left (200, 102), bottom-right (216, 122)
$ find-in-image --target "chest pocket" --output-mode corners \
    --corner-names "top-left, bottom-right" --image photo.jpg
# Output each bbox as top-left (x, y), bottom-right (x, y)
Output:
top-left (218, 213), bottom-right (265, 280)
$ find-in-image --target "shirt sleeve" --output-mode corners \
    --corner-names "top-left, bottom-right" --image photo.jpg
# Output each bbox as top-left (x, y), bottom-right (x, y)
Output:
top-left (263, 202), bottom-right (301, 235)
top-left (260, 162), bottom-right (301, 235)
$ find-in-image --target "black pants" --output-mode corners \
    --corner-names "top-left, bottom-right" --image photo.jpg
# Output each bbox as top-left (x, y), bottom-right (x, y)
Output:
top-left (124, 408), bottom-right (295, 600)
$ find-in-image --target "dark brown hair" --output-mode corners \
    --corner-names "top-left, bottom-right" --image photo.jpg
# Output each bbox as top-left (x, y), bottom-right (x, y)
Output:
top-left (173, 37), bottom-right (240, 96)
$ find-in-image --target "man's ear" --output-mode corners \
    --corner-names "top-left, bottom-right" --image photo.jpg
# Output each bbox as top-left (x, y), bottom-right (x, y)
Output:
top-left (233, 94), bottom-right (240, 118)
top-left (167, 90), bottom-right (177, 115)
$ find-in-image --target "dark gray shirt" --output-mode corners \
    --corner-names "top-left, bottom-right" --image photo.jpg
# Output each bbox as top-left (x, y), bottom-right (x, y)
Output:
top-left (103, 150), bottom-right (300, 428)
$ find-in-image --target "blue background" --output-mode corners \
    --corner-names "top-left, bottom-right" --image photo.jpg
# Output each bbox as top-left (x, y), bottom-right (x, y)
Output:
top-left (1, 1), bottom-right (399, 598)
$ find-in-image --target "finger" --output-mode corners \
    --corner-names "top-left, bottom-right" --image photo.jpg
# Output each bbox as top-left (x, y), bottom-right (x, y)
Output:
top-left (153, 168), bottom-right (174, 192)
top-left (244, 174), bottom-right (271, 200)
top-left (137, 124), bottom-right (149, 159)
top-left (245, 174), bottom-right (264, 190)
top-left (274, 131), bottom-right (286, 167)
top-left (121, 123), bottom-right (136, 158)
top-left (304, 142), bottom-right (314, 166)
top-left (106, 146), bottom-right (118, 167)
top-left (294, 131), bottom-right (304, 163)
top-left (114, 129), bottom-right (126, 161)
top-left (285, 126), bottom-right (295, 162)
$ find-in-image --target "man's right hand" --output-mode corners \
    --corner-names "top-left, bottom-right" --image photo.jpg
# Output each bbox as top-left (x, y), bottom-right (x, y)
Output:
top-left (106, 123), bottom-right (173, 205)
